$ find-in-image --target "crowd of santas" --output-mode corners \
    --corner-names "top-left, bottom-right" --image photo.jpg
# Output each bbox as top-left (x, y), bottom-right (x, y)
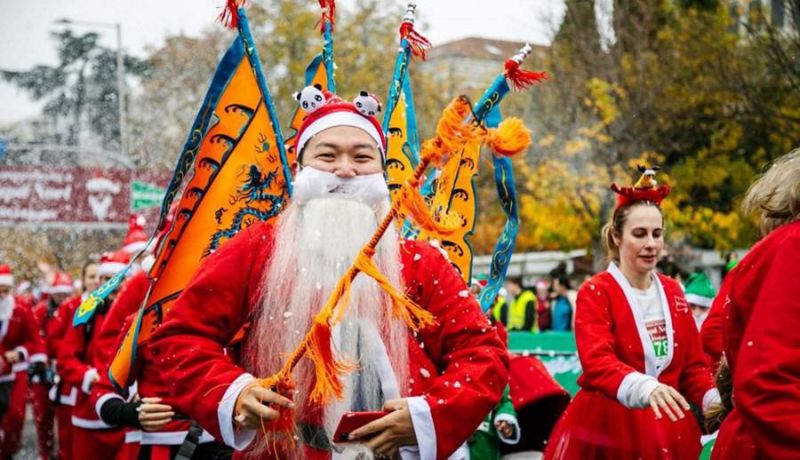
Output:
top-left (0, 216), bottom-right (152, 459)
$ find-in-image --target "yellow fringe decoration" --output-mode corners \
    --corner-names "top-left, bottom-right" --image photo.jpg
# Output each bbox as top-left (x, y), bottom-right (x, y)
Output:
top-left (354, 248), bottom-right (437, 332)
top-left (487, 117), bottom-right (532, 157)
top-left (395, 177), bottom-right (461, 237)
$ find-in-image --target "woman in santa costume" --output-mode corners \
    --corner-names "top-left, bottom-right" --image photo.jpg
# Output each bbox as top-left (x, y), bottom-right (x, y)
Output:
top-left (711, 148), bottom-right (800, 460)
top-left (544, 168), bottom-right (719, 460)
top-left (58, 251), bottom-right (129, 459)
top-left (45, 260), bottom-right (100, 460)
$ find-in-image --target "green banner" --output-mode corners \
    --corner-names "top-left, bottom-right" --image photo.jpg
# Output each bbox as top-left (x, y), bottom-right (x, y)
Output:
top-left (131, 180), bottom-right (166, 212)
top-left (508, 331), bottom-right (581, 395)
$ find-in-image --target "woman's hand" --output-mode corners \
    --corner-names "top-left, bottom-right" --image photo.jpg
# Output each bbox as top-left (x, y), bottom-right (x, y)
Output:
top-left (349, 399), bottom-right (418, 459)
top-left (648, 384), bottom-right (691, 422)
top-left (234, 385), bottom-right (295, 430)
top-left (138, 397), bottom-right (175, 432)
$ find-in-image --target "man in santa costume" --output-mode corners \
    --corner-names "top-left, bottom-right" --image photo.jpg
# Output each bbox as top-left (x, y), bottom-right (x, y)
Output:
top-left (58, 251), bottom-right (129, 458)
top-left (147, 91), bottom-right (509, 459)
top-left (711, 148), bottom-right (800, 460)
top-left (0, 264), bottom-right (44, 448)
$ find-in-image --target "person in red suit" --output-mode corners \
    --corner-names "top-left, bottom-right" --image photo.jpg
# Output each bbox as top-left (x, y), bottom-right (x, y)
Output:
top-left (43, 260), bottom-right (100, 460)
top-left (0, 264), bottom-right (45, 453)
top-left (146, 93), bottom-right (509, 460)
top-left (545, 168), bottom-right (719, 460)
top-left (711, 148), bottom-right (800, 460)
top-left (58, 251), bottom-right (129, 459)
top-left (27, 271), bottom-right (75, 459)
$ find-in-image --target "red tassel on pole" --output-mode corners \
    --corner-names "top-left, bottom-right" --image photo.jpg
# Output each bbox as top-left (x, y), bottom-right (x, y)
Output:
top-left (318, 0), bottom-right (336, 33)
top-left (504, 43), bottom-right (548, 90)
top-left (218, 0), bottom-right (244, 29)
top-left (399, 2), bottom-right (431, 60)
top-left (400, 22), bottom-right (432, 60)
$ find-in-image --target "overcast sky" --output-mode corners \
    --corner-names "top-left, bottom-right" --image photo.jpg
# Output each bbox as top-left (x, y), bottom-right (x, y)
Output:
top-left (0, 0), bottom-right (566, 124)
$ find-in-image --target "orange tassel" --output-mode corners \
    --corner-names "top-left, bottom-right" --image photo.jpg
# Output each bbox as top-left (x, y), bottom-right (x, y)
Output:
top-left (396, 178), bottom-right (461, 237)
top-left (355, 249), bottom-right (437, 332)
top-left (487, 117), bottom-right (532, 157)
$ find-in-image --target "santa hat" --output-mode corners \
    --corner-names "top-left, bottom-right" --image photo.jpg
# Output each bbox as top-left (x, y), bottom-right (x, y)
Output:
top-left (122, 214), bottom-right (149, 254)
top-left (0, 264), bottom-right (13, 288)
top-left (294, 85), bottom-right (386, 161)
top-left (610, 165), bottom-right (671, 216)
top-left (43, 272), bottom-right (74, 295)
top-left (684, 271), bottom-right (715, 308)
top-left (98, 250), bottom-right (131, 278)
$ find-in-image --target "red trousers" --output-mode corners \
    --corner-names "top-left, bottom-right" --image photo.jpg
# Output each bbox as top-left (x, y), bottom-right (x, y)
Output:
top-left (71, 426), bottom-right (125, 460)
top-left (54, 404), bottom-right (73, 460)
top-left (0, 372), bottom-right (27, 455)
top-left (30, 381), bottom-right (55, 459)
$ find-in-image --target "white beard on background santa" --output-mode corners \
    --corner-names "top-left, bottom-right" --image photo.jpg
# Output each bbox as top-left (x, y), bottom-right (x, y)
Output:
top-left (146, 91), bottom-right (509, 460)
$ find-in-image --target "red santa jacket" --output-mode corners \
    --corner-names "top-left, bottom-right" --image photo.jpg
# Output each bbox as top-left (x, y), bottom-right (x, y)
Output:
top-left (147, 221), bottom-right (508, 459)
top-left (575, 266), bottom-right (715, 408)
top-left (58, 300), bottom-right (116, 429)
top-left (699, 268), bottom-right (736, 372)
top-left (0, 297), bottom-right (43, 382)
top-left (712, 221), bottom-right (800, 460)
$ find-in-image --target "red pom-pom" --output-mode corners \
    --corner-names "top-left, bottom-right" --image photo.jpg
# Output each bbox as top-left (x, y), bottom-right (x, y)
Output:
top-left (400, 22), bottom-right (432, 60)
top-left (504, 59), bottom-right (548, 91)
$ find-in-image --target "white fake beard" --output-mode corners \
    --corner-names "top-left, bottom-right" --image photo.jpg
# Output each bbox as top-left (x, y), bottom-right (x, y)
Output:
top-left (0, 294), bottom-right (13, 321)
top-left (244, 196), bottom-right (408, 459)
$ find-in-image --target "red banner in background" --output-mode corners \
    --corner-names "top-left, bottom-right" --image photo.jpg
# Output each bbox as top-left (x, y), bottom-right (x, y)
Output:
top-left (0, 166), bottom-right (171, 227)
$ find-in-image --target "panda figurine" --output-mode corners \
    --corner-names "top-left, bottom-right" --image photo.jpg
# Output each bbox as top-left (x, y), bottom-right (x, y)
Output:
top-left (353, 91), bottom-right (382, 117)
top-left (294, 84), bottom-right (326, 113)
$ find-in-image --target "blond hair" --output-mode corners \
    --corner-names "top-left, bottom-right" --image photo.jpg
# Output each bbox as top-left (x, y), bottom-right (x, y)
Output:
top-left (743, 147), bottom-right (800, 235)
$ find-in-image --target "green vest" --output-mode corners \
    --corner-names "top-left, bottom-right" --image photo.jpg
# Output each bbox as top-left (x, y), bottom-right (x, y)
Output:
top-left (507, 290), bottom-right (538, 332)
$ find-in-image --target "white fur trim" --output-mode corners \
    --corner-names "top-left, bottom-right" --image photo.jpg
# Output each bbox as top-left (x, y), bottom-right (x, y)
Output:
top-left (400, 396), bottom-right (437, 460)
top-left (0, 373), bottom-right (15, 383)
top-left (685, 293), bottom-right (713, 308)
top-left (95, 392), bottom-right (124, 420)
top-left (702, 388), bottom-right (721, 412)
top-left (493, 413), bottom-right (521, 445)
top-left (607, 263), bottom-right (674, 376)
top-left (14, 346), bottom-right (29, 362)
top-left (218, 372), bottom-right (257, 450)
top-left (71, 415), bottom-right (112, 429)
top-left (98, 261), bottom-right (127, 278)
top-left (140, 430), bottom-right (215, 445)
top-left (616, 371), bottom-right (660, 409)
top-left (125, 430), bottom-right (142, 444)
top-left (0, 274), bottom-right (13, 286)
top-left (81, 368), bottom-right (99, 394)
top-left (30, 352), bottom-right (47, 363)
top-left (297, 111), bottom-right (383, 155)
top-left (12, 362), bottom-right (28, 373)
top-left (60, 387), bottom-right (77, 406)
top-left (44, 285), bottom-right (75, 295)
top-left (122, 241), bottom-right (148, 254)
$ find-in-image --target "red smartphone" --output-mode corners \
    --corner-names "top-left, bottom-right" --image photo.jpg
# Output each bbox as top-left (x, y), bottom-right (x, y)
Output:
top-left (333, 411), bottom-right (391, 442)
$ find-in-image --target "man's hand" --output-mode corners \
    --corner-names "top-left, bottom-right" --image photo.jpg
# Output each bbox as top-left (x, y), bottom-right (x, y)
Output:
top-left (4, 350), bottom-right (21, 364)
top-left (496, 420), bottom-right (515, 439)
top-left (138, 397), bottom-right (175, 432)
top-left (234, 385), bottom-right (295, 430)
top-left (648, 384), bottom-right (690, 422)
top-left (348, 399), bottom-right (417, 459)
